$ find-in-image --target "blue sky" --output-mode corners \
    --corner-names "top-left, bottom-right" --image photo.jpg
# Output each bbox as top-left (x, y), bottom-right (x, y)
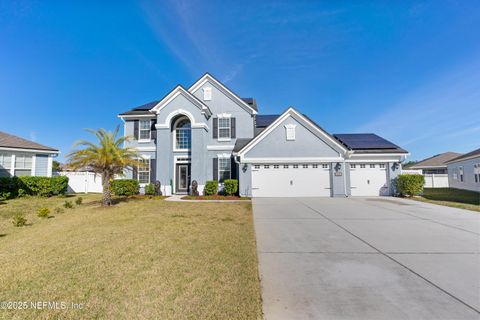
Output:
top-left (1, 0), bottom-right (479, 162)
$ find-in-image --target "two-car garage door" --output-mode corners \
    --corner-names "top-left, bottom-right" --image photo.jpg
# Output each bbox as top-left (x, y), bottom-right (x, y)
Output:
top-left (251, 164), bottom-right (331, 197)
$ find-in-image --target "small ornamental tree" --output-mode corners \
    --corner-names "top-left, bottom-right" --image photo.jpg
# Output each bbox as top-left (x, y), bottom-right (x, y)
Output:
top-left (67, 126), bottom-right (140, 206)
top-left (395, 174), bottom-right (425, 197)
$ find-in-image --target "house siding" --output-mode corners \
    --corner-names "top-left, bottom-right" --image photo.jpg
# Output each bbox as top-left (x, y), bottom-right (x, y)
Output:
top-left (448, 157), bottom-right (480, 192)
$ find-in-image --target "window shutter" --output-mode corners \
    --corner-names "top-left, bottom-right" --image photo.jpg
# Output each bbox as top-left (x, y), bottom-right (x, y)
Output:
top-left (133, 120), bottom-right (139, 140)
top-left (230, 118), bottom-right (236, 139)
top-left (213, 158), bottom-right (218, 181)
top-left (150, 159), bottom-right (156, 183)
top-left (151, 119), bottom-right (157, 143)
top-left (213, 118), bottom-right (218, 139)
top-left (230, 157), bottom-right (237, 179)
top-left (132, 166), bottom-right (138, 180)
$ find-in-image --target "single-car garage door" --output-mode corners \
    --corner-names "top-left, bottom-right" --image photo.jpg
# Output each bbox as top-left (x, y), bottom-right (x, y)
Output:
top-left (251, 164), bottom-right (331, 197)
top-left (349, 163), bottom-right (389, 196)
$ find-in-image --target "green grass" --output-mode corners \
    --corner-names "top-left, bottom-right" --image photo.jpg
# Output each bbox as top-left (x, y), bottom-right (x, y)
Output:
top-left (0, 195), bottom-right (262, 319)
top-left (413, 188), bottom-right (480, 212)
top-left (182, 195), bottom-right (251, 200)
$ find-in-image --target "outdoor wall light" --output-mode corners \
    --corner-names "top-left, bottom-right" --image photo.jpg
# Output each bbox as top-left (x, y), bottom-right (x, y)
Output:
top-left (392, 162), bottom-right (400, 171)
top-left (242, 163), bottom-right (248, 173)
top-left (334, 162), bottom-right (342, 172)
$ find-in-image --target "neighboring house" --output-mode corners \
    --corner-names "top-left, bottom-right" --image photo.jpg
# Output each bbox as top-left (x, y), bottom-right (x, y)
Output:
top-left (118, 73), bottom-right (409, 197)
top-left (407, 152), bottom-right (463, 174)
top-left (446, 148), bottom-right (480, 192)
top-left (405, 152), bottom-right (463, 188)
top-left (0, 131), bottom-right (58, 177)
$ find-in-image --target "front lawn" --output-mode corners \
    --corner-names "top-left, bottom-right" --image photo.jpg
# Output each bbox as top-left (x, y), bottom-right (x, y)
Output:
top-left (182, 195), bottom-right (251, 201)
top-left (413, 188), bottom-right (480, 212)
top-left (0, 195), bottom-right (262, 319)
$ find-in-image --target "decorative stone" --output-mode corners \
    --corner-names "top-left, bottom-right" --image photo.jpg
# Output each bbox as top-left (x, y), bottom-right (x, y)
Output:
top-left (154, 180), bottom-right (162, 196)
top-left (191, 180), bottom-right (199, 196)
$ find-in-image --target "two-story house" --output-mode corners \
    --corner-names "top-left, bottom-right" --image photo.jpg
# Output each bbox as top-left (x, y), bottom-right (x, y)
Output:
top-left (118, 73), bottom-right (409, 197)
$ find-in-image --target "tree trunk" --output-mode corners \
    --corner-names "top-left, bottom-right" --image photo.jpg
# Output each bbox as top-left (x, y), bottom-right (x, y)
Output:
top-left (102, 172), bottom-right (112, 206)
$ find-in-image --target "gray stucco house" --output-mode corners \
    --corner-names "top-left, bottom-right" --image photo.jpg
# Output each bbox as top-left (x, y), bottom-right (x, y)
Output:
top-left (446, 148), bottom-right (480, 192)
top-left (118, 73), bottom-right (409, 197)
top-left (0, 131), bottom-right (58, 177)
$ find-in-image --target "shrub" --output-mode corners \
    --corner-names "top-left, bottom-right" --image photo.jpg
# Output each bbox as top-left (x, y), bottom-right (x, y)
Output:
top-left (144, 183), bottom-right (155, 195)
top-left (395, 174), bottom-right (425, 197)
top-left (204, 180), bottom-right (218, 196)
top-left (0, 191), bottom-right (11, 201)
top-left (63, 200), bottom-right (74, 209)
top-left (12, 212), bottom-right (27, 227)
top-left (37, 207), bottom-right (50, 218)
top-left (0, 176), bottom-right (68, 198)
top-left (223, 179), bottom-right (239, 196)
top-left (75, 197), bottom-right (83, 205)
top-left (111, 179), bottom-right (139, 196)
top-left (54, 207), bottom-right (64, 214)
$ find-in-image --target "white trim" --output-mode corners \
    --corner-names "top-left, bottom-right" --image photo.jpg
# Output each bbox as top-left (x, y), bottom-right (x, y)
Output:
top-left (217, 112), bottom-right (231, 118)
top-left (10, 153), bottom-right (15, 176)
top-left (155, 108), bottom-right (209, 130)
top-left (135, 146), bottom-right (156, 151)
top-left (117, 114), bottom-right (156, 119)
top-left (241, 157), bottom-right (344, 164)
top-left (206, 145), bottom-right (235, 151)
top-left (0, 147), bottom-right (58, 154)
top-left (349, 153), bottom-right (409, 157)
top-left (284, 123), bottom-right (296, 141)
top-left (217, 156), bottom-right (232, 182)
top-left (138, 139), bottom-right (152, 143)
top-left (137, 158), bottom-right (151, 184)
top-left (47, 155), bottom-right (53, 177)
top-left (188, 73), bottom-right (258, 114)
top-left (236, 107), bottom-right (347, 157)
top-left (203, 87), bottom-right (212, 101)
top-left (217, 116), bottom-right (231, 141)
top-left (31, 155), bottom-right (36, 176)
top-left (150, 86), bottom-right (212, 116)
top-left (346, 159), bottom-right (399, 163)
top-left (173, 155), bottom-right (192, 194)
top-left (172, 116), bottom-right (192, 152)
top-left (217, 153), bottom-right (231, 158)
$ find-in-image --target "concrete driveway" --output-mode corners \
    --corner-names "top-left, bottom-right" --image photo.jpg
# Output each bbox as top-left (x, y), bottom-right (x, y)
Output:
top-left (253, 197), bottom-right (480, 320)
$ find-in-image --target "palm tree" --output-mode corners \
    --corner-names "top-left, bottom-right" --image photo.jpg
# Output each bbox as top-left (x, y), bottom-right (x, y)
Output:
top-left (67, 126), bottom-right (140, 206)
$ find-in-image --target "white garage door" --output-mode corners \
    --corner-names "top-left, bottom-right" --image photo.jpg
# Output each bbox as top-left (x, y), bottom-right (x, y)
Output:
top-left (251, 164), bottom-right (331, 197)
top-left (349, 163), bottom-right (389, 196)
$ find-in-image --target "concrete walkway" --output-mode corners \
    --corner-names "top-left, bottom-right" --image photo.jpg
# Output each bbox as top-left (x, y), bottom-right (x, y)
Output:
top-left (253, 197), bottom-right (480, 320)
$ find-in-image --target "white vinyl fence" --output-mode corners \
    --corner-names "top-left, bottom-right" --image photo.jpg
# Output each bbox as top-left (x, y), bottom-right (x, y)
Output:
top-left (59, 171), bottom-right (103, 193)
top-left (423, 174), bottom-right (449, 188)
top-left (401, 170), bottom-right (449, 188)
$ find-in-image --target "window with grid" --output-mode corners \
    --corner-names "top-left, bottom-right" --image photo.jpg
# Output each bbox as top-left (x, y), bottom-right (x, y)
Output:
top-left (218, 118), bottom-right (231, 139)
top-left (379, 164), bottom-right (385, 168)
top-left (312, 164), bottom-right (318, 168)
top-left (264, 165), bottom-right (270, 169)
top-left (254, 165), bottom-right (260, 169)
top-left (322, 164), bottom-right (328, 169)
top-left (0, 153), bottom-right (12, 170)
top-left (139, 120), bottom-right (151, 140)
top-left (303, 164), bottom-right (308, 168)
top-left (293, 164), bottom-right (298, 169)
top-left (370, 164), bottom-right (375, 168)
top-left (218, 158), bottom-right (231, 182)
top-left (360, 164), bottom-right (366, 168)
top-left (14, 153), bottom-right (32, 176)
top-left (350, 164), bottom-right (356, 169)
top-left (274, 165), bottom-right (279, 169)
top-left (175, 118), bottom-right (191, 150)
top-left (284, 165), bottom-right (289, 168)
top-left (138, 159), bottom-right (150, 184)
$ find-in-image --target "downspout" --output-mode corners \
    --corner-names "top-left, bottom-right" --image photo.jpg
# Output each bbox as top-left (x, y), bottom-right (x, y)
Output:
top-left (343, 150), bottom-right (353, 197)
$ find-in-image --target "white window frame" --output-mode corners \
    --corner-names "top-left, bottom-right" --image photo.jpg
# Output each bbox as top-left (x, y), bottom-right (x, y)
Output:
top-left (217, 156), bottom-right (231, 183)
top-left (284, 124), bottom-right (296, 141)
top-left (217, 114), bottom-right (231, 141)
top-left (138, 119), bottom-right (151, 142)
top-left (14, 153), bottom-right (33, 176)
top-left (322, 164), bottom-right (329, 169)
top-left (137, 158), bottom-right (150, 185)
top-left (173, 117), bottom-right (192, 151)
top-left (0, 152), bottom-right (12, 170)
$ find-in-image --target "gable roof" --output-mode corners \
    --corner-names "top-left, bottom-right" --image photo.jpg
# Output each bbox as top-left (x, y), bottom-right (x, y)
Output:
top-left (407, 152), bottom-right (463, 169)
top-left (149, 85), bottom-right (212, 116)
top-left (446, 148), bottom-right (480, 164)
top-left (0, 131), bottom-right (58, 152)
top-left (334, 133), bottom-right (408, 154)
top-left (188, 73), bottom-right (258, 114)
top-left (235, 107), bottom-right (348, 156)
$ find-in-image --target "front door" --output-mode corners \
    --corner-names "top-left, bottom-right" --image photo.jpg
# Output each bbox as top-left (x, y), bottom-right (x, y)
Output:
top-left (176, 164), bottom-right (190, 194)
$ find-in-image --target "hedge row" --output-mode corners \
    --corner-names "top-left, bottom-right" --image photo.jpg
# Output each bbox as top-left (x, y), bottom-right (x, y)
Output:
top-left (110, 179), bottom-right (139, 196)
top-left (0, 176), bottom-right (69, 198)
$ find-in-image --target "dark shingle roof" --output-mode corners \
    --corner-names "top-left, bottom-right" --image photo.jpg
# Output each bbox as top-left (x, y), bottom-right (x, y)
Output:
top-left (241, 98), bottom-right (258, 111)
top-left (119, 100), bottom-right (159, 116)
top-left (409, 152), bottom-right (463, 169)
top-left (233, 138), bottom-right (253, 152)
top-left (334, 133), bottom-right (408, 154)
top-left (255, 114), bottom-right (280, 127)
top-left (446, 148), bottom-right (480, 163)
top-left (0, 131), bottom-right (58, 152)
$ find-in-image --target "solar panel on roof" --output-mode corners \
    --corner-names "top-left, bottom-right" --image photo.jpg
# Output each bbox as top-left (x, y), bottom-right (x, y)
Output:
top-left (133, 100), bottom-right (160, 111)
top-left (334, 134), bottom-right (399, 149)
top-left (256, 115), bottom-right (279, 127)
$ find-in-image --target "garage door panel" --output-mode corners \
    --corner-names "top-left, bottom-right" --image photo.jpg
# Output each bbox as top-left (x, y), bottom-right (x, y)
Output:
top-left (350, 164), bottom-right (388, 196)
top-left (252, 165), bottom-right (331, 197)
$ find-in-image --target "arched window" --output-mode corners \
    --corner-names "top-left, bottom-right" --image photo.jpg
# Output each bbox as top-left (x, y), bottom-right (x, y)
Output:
top-left (174, 117), bottom-right (191, 150)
